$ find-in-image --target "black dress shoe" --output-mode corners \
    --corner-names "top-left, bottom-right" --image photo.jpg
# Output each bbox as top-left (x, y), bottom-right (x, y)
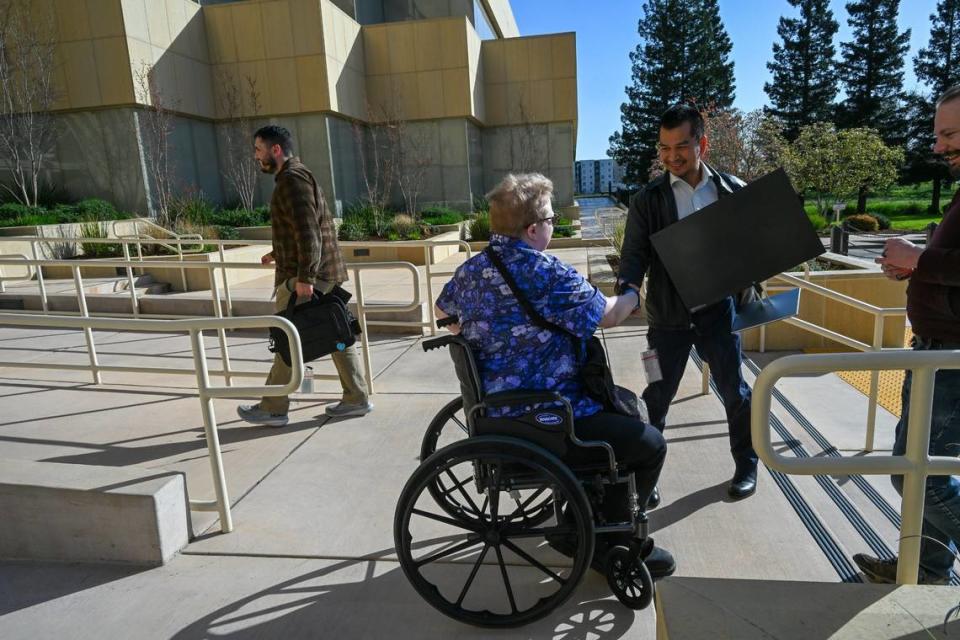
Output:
top-left (646, 486), bottom-right (661, 509)
top-left (728, 466), bottom-right (757, 499)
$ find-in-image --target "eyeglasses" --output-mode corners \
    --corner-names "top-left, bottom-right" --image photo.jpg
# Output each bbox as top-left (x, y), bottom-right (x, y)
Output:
top-left (537, 216), bottom-right (555, 225)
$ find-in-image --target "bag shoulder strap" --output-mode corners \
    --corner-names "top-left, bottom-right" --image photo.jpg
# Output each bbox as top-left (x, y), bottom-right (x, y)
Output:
top-left (483, 246), bottom-right (578, 341)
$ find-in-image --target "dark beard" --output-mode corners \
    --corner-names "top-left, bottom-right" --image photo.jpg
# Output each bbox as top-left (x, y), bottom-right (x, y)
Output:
top-left (259, 157), bottom-right (277, 174)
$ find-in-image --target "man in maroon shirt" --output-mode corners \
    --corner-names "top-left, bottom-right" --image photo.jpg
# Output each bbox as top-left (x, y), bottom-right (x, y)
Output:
top-left (854, 86), bottom-right (960, 585)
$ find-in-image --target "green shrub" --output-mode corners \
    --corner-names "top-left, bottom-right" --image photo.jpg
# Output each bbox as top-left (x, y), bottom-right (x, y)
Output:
top-left (74, 198), bottom-right (118, 220)
top-left (553, 216), bottom-right (576, 238)
top-left (806, 211), bottom-right (828, 232)
top-left (208, 208), bottom-right (264, 228)
top-left (0, 202), bottom-right (43, 221)
top-left (468, 212), bottom-right (490, 241)
top-left (421, 206), bottom-right (464, 225)
top-left (388, 213), bottom-right (425, 239)
top-left (212, 225), bottom-right (240, 240)
top-left (0, 212), bottom-right (60, 228)
top-left (870, 212), bottom-right (892, 230)
top-left (79, 221), bottom-right (121, 258)
top-left (421, 207), bottom-right (464, 226)
top-left (473, 196), bottom-right (490, 215)
top-left (170, 192), bottom-right (217, 225)
top-left (844, 213), bottom-right (880, 232)
top-left (338, 215), bottom-right (368, 241)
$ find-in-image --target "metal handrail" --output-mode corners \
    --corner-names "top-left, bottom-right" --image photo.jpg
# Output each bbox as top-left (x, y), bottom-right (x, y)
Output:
top-left (752, 349), bottom-right (960, 585)
top-left (0, 311), bottom-right (304, 535)
top-left (0, 253), bottom-right (32, 293)
top-left (0, 252), bottom-right (428, 394)
top-left (763, 270), bottom-right (908, 451)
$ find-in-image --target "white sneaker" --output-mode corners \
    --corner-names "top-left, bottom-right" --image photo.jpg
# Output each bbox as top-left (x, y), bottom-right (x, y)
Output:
top-left (325, 401), bottom-right (374, 417)
top-left (237, 404), bottom-right (289, 427)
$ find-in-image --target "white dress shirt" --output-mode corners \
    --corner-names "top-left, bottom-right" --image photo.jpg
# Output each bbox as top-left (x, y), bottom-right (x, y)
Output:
top-left (669, 163), bottom-right (718, 220)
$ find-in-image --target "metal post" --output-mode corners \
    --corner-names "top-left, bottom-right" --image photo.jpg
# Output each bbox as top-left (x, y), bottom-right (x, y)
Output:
top-left (424, 246), bottom-right (436, 336)
top-left (218, 244), bottom-right (234, 317)
top-left (864, 315), bottom-right (885, 452)
top-left (353, 267), bottom-right (375, 395)
top-left (700, 354), bottom-right (710, 395)
top-left (209, 266), bottom-right (233, 386)
top-left (759, 325), bottom-right (767, 353)
top-left (177, 238), bottom-right (188, 292)
top-left (188, 328), bottom-right (233, 533)
top-left (122, 242), bottom-right (139, 317)
top-left (31, 241), bottom-right (48, 313)
top-left (72, 265), bottom-right (101, 384)
top-left (896, 366), bottom-right (935, 585)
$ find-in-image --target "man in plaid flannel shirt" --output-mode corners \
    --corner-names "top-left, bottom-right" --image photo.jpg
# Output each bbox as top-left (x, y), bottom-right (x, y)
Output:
top-left (238, 125), bottom-right (372, 427)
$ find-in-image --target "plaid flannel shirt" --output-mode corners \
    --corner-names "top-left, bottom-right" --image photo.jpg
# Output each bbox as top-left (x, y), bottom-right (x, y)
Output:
top-left (269, 158), bottom-right (347, 287)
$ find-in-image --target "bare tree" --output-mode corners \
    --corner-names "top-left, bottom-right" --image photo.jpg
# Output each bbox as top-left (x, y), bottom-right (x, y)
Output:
top-left (134, 63), bottom-right (178, 226)
top-left (515, 100), bottom-right (540, 174)
top-left (394, 123), bottom-right (431, 220)
top-left (704, 108), bottom-right (786, 182)
top-left (215, 70), bottom-right (261, 211)
top-left (0, 0), bottom-right (59, 206)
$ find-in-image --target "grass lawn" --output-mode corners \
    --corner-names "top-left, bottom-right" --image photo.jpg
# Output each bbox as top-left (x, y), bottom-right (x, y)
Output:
top-left (886, 213), bottom-right (943, 231)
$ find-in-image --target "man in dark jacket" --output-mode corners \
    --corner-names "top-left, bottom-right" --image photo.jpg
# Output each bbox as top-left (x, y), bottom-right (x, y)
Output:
top-left (238, 125), bottom-right (371, 427)
top-left (618, 104), bottom-right (758, 501)
top-left (854, 86), bottom-right (960, 585)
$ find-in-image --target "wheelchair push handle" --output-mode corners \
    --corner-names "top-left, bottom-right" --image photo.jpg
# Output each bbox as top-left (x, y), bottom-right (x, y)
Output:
top-left (436, 314), bottom-right (459, 328)
top-left (422, 335), bottom-right (456, 352)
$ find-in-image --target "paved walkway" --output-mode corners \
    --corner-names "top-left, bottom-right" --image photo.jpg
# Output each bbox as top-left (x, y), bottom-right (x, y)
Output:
top-left (0, 311), bottom-right (923, 638)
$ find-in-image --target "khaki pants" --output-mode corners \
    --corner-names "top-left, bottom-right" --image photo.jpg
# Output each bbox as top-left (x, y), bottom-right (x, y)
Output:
top-left (260, 278), bottom-right (368, 415)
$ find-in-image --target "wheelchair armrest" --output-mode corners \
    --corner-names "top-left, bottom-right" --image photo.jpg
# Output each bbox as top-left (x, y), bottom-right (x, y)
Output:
top-left (482, 389), bottom-right (567, 408)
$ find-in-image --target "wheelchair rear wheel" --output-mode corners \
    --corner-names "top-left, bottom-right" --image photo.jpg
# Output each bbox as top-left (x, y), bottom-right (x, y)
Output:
top-left (421, 398), bottom-right (554, 527)
top-left (395, 436), bottom-right (595, 627)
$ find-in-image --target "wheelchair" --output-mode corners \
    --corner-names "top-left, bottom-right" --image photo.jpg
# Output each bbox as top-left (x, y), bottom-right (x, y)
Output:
top-left (393, 329), bottom-right (657, 628)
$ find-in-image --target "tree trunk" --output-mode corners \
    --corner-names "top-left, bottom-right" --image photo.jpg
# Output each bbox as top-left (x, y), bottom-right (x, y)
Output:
top-left (856, 185), bottom-right (867, 214)
top-left (932, 178), bottom-right (942, 214)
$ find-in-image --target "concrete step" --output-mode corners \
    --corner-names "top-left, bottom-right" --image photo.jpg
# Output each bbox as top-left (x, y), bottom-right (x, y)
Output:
top-left (0, 459), bottom-right (189, 566)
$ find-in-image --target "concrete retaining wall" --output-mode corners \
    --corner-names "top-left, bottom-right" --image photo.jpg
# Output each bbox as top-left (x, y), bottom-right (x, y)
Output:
top-left (0, 459), bottom-right (190, 566)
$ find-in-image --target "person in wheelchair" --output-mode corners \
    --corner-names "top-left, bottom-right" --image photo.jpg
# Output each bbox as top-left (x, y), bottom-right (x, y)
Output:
top-left (435, 172), bottom-right (674, 578)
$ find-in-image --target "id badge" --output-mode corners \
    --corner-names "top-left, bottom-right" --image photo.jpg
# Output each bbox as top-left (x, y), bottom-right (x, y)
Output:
top-left (642, 349), bottom-right (662, 383)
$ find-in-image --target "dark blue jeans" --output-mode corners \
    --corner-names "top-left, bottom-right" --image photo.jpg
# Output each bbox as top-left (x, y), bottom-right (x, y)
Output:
top-left (892, 337), bottom-right (960, 580)
top-left (642, 298), bottom-right (757, 469)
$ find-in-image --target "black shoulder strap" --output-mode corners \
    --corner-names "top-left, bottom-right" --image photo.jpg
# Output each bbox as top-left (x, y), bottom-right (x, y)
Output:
top-left (483, 246), bottom-right (578, 340)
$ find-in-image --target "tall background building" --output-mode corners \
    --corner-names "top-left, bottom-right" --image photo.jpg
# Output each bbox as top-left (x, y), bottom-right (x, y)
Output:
top-left (7, 0), bottom-right (578, 215)
top-left (575, 158), bottom-right (625, 194)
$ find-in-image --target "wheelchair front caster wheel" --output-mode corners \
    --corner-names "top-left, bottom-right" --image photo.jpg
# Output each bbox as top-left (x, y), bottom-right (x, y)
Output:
top-left (605, 545), bottom-right (654, 610)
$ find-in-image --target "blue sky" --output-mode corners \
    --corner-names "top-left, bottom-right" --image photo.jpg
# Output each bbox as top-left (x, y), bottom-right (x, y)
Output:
top-left (512, 1), bottom-right (940, 161)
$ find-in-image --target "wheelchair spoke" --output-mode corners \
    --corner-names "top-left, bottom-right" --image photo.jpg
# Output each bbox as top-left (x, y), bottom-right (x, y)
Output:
top-left (501, 539), bottom-right (567, 585)
top-left (494, 545), bottom-right (518, 614)
top-left (444, 469), bottom-right (482, 517)
top-left (451, 413), bottom-right (467, 434)
top-left (414, 535), bottom-right (483, 569)
top-left (520, 486), bottom-right (548, 509)
top-left (411, 508), bottom-right (481, 532)
top-left (456, 543), bottom-right (490, 606)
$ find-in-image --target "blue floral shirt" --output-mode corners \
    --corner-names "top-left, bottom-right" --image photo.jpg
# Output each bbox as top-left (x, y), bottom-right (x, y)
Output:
top-left (436, 234), bottom-right (607, 418)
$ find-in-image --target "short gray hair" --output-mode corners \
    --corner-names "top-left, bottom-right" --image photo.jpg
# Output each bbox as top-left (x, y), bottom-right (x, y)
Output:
top-left (486, 173), bottom-right (554, 238)
top-left (937, 85), bottom-right (960, 108)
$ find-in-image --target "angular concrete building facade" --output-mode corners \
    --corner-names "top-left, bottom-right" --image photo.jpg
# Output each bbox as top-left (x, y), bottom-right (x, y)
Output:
top-left (18, 0), bottom-right (577, 215)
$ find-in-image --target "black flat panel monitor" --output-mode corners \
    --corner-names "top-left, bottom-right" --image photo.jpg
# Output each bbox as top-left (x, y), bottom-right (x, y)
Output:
top-left (650, 168), bottom-right (824, 311)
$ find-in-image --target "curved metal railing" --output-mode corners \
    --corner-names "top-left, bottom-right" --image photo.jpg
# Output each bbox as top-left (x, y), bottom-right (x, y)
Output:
top-left (0, 311), bottom-right (304, 534)
top-left (752, 348), bottom-right (960, 585)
